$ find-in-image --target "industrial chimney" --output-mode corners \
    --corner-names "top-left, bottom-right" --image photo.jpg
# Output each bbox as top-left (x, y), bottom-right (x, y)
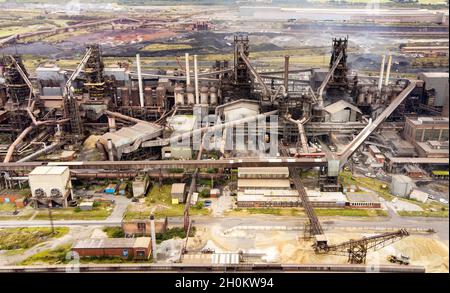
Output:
top-left (150, 214), bottom-right (157, 262)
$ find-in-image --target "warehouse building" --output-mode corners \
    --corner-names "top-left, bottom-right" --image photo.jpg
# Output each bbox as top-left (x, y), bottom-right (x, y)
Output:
top-left (391, 175), bottom-right (414, 198)
top-left (345, 192), bottom-right (381, 209)
top-left (72, 237), bottom-right (152, 260)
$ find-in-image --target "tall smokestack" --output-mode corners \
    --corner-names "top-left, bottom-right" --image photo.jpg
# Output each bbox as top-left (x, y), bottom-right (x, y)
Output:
top-left (284, 55), bottom-right (289, 90)
top-left (194, 55), bottom-right (199, 104)
top-left (384, 55), bottom-right (392, 86)
top-left (150, 214), bottom-right (157, 262)
top-left (378, 54), bottom-right (386, 91)
top-left (108, 117), bottom-right (116, 133)
top-left (185, 53), bottom-right (190, 86)
top-left (107, 139), bottom-right (114, 161)
top-left (136, 54), bottom-right (144, 107)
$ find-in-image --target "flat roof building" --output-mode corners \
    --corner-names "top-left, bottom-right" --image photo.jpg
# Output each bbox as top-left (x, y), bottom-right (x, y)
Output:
top-left (72, 237), bottom-right (152, 260)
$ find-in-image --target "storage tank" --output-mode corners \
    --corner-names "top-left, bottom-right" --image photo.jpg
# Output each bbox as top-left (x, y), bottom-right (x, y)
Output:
top-left (209, 86), bottom-right (218, 105)
top-left (174, 84), bottom-right (185, 105)
top-left (156, 85), bottom-right (166, 107)
top-left (144, 87), bottom-right (153, 107)
top-left (186, 85), bottom-right (195, 105)
top-left (200, 86), bottom-right (209, 104)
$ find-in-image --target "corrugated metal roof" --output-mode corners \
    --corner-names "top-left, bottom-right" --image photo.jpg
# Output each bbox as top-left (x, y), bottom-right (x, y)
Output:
top-left (324, 100), bottom-right (362, 115)
top-left (29, 166), bottom-right (68, 176)
top-left (73, 238), bottom-right (135, 249)
top-left (238, 178), bottom-right (291, 189)
top-left (238, 167), bottom-right (289, 178)
top-left (211, 253), bottom-right (240, 264)
top-left (171, 183), bottom-right (186, 194)
top-left (346, 192), bottom-right (380, 203)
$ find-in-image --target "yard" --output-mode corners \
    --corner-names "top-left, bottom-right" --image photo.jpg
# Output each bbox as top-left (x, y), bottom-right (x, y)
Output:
top-left (32, 202), bottom-right (113, 220)
top-left (0, 227), bottom-right (69, 250)
top-left (123, 184), bottom-right (210, 220)
top-left (340, 171), bottom-right (449, 218)
top-left (225, 207), bottom-right (387, 217)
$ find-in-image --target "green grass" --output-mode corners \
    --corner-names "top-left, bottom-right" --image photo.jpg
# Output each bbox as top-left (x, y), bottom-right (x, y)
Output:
top-left (0, 227), bottom-right (69, 250)
top-left (156, 227), bottom-right (196, 244)
top-left (33, 202), bottom-right (112, 220)
top-left (124, 184), bottom-right (210, 220)
top-left (140, 43), bottom-right (192, 52)
top-left (315, 208), bottom-right (388, 217)
top-left (397, 210), bottom-right (449, 218)
top-left (340, 171), bottom-right (394, 201)
top-left (103, 227), bottom-right (125, 238)
top-left (0, 203), bottom-right (16, 212)
top-left (20, 244), bottom-right (72, 265)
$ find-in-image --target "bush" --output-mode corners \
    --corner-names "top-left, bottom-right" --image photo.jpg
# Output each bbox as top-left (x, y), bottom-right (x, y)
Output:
top-left (103, 227), bottom-right (125, 238)
top-left (193, 201), bottom-right (204, 210)
top-left (93, 202), bottom-right (101, 208)
top-left (199, 189), bottom-right (210, 198)
top-left (74, 207), bottom-right (81, 213)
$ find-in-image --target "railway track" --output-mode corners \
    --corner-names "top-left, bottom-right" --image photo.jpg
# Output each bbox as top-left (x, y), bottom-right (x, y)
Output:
top-left (0, 263), bottom-right (425, 273)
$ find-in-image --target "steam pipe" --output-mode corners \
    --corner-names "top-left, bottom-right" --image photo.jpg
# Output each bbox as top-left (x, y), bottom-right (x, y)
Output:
top-left (384, 55), bottom-right (392, 86)
top-left (136, 54), bottom-right (144, 107)
top-left (194, 55), bottom-right (199, 104)
top-left (378, 54), bottom-right (386, 91)
top-left (18, 142), bottom-right (61, 162)
top-left (284, 55), bottom-right (289, 90)
top-left (185, 53), bottom-right (190, 86)
top-left (3, 125), bottom-right (34, 163)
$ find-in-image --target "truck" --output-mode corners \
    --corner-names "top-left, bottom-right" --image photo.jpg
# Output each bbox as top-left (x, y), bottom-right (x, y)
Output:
top-left (387, 254), bottom-right (410, 265)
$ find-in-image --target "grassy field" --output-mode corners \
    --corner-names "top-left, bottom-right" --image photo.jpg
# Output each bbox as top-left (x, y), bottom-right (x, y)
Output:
top-left (32, 202), bottom-right (113, 220)
top-left (340, 171), bottom-right (449, 217)
top-left (226, 207), bottom-right (386, 217)
top-left (0, 227), bottom-right (69, 250)
top-left (20, 244), bottom-right (72, 265)
top-left (123, 184), bottom-right (209, 220)
top-left (0, 203), bottom-right (16, 212)
top-left (140, 43), bottom-right (193, 52)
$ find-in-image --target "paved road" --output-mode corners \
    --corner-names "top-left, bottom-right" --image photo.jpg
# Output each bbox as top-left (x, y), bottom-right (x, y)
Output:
top-left (0, 214), bottom-right (447, 240)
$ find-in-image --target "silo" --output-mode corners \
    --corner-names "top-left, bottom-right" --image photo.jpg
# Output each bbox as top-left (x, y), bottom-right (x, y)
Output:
top-left (144, 87), bottom-right (153, 107)
top-left (156, 85), bottom-right (166, 107)
top-left (357, 93), bottom-right (365, 104)
top-left (200, 86), bottom-right (209, 104)
top-left (186, 84), bottom-right (195, 105)
top-left (366, 93), bottom-right (373, 105)
top-left (174, 84), bottom-right (185, 105)
top-left (209, 86), bottom-right (218, 105)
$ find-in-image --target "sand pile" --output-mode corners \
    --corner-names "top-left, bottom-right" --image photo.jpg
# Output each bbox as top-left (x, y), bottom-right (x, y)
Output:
top-left (82, 135), bottom-right (101, 150)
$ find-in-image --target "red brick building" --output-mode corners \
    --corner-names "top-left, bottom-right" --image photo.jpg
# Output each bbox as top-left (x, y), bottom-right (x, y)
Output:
top-left (72, 237), bottom-right (152, 260)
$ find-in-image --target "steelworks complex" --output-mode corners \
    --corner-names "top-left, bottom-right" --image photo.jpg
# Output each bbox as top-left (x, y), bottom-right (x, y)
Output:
top-left (0, 22), bottom-right (448, 272)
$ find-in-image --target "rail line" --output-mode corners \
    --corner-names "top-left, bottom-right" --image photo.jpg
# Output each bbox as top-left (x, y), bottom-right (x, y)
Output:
top-left (0, 263), bottom-right (425, 273)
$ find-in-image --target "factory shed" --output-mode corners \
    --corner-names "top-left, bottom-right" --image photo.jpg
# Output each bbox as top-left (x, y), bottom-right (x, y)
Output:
top-left (237, 179), bottom-right (291, 190)
top-left (99, 122), bottom-right (163, 160)
top-left (171, 183), bottom-right (186, 203)
top-left (391, 175), bottom-right (414, 197)
top-left (409, 189), bottom-right (428, 203)
top-left (238, 167), bottom-right (289, 178)
top-left (122, 218), bottom-right (168, 237)
top-left (323, 100), bottom-right (362, 123)
top-left (346, 192), bottom-right (381, 209)
top-left (72, 237), bottom-right (152, 260)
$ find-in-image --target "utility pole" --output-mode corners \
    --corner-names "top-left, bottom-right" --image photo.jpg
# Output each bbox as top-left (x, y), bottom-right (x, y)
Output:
top-left (48, 202), bottom-right (54, 234)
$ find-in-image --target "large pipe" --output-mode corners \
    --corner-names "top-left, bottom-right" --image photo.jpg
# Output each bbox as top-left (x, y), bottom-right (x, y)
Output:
top-left (194, 55), bottom-right (199, 104)
top-left (108, 117), bottom-right (116, 132)
top-left (136, 54), bottom-right (144, 107)
top-left (185, 53), bottom-right (190, 86)
top-left (384, 55), bottom-right (392, 86)
top-left (150, 214), bottom-right (157, 262)
top-left (18, 142), bottom-right (61, 162)
top-left (3, 126), bottom-right (34, 163)
top-left (105, 110), bottom-right (151, 125)
top-left (284, 55), bottom-right (289, 90)
top-left (107, 139), bottom-right (114, 162)
top-left (378, 54), bottom-right (386, 91)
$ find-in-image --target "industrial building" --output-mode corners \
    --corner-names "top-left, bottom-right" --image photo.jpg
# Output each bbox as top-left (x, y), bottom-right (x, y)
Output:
top-left (121, 218), bottom-right (168, 237)
top-left (28, 166), bottom-right (72, 208)
top-left (72, 237), bottom-right (152, 260)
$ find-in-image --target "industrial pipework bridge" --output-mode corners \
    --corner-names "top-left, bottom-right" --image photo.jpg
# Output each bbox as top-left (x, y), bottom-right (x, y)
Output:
top-left (0, 157), bottom-right (327, 172)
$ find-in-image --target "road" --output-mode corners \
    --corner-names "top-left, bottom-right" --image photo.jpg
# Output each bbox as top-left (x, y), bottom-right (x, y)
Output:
top-left (0, 214), bottom-right (447, 240)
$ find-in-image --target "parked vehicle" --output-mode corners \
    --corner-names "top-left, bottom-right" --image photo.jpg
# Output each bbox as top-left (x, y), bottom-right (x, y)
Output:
top-left (439, 198), bottom-right (448, 204)
top-left (387, 254), bottom-right (410, 265)
top-left (204, 200), bottom-right (212, 207)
